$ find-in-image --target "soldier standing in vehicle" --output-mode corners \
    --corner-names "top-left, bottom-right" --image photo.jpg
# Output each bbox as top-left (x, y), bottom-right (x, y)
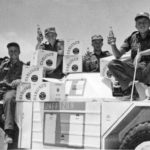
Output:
top-left (36, 26), bottom-right (64, 79)
top-left (83, 35), bottom-right (111, 72)
top-left (108, 12), bottom-right (150, 99)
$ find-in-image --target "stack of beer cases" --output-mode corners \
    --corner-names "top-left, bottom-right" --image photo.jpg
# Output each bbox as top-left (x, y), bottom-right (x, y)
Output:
top-left (15, 49), bottom-right (66, 149)
top-left (16, 49), bottom-right (66, 102)
top-left (43, 101), bottom-right (101, 149)
top-left (63, 39), bottom-right (83, 74)
top-left (31, 49), bottom-right (58, 101)
top-left (16, 65), bottom-right (44, 101)
top-left (30, 49), bottom-right (65, 102)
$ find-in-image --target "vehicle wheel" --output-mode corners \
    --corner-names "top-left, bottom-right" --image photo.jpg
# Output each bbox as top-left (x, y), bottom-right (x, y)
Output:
top-left (119, 122), bottom-right (150, 150)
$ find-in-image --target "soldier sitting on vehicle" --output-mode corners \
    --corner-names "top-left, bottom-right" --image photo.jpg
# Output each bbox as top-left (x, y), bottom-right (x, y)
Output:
top-left (107, 12), bottom-right (150, 100)
top-left (83, 35), bottom-right (111, 72)
top-left (0, 42), bottom-right (24, 143)
top-left (36, 26), bottom-right (64, 79)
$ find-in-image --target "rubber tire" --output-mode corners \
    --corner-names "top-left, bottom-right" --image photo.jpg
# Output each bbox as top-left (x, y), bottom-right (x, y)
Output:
top-left (119, 122), bottom-right (150, 150)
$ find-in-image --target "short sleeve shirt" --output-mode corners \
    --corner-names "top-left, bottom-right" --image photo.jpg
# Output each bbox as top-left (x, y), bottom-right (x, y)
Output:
top-left (94, 51), bottom-right (111, 72)
top-left (120, 30), bottom-right (150, 62)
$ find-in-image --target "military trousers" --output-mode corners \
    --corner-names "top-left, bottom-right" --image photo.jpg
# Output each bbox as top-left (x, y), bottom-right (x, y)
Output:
top-left (108, 59), bottom-right (150, 91)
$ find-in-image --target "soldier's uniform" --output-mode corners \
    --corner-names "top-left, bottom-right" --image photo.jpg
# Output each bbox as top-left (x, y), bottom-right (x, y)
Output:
top-left (83, 34), bottom-right (111, 72)
top-left (0, 57), bottom-right (23, 139)
top-left (108, 30), bottom-right (150, 91)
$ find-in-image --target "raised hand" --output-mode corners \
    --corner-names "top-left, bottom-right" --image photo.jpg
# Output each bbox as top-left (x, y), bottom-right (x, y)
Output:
top-left (107, 36), bottom-right (116, 45)
top-left (37, 34), bottom-right (43, 44)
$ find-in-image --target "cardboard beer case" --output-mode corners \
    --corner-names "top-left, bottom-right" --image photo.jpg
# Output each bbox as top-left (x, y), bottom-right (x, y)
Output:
top-left (21, 65), bottom-right (45, 83)
top-left (31, 49), bottom-right (57, 70)
top-left (64, 39), bottom-right (83, 55)
top-left (63, 55), bottom-right (82, 73)
top-left (16, 82), bottom-right (31, 101)
top-left (31, 80), bottom-right (65, 101)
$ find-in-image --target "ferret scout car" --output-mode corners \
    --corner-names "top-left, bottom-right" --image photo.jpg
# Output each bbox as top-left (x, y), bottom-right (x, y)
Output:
top-left (0, 55), bottom-right (150, 150)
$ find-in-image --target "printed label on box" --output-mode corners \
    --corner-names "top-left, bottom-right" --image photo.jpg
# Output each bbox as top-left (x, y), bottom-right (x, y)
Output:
top-left (32, 82), bottom-right (50, 101)
top-left (32, 50), bottom-right (57, 70)
top-left (64, 40), bottom-right (83, 55)
top-left (16, 83), bottom-right (31, 101)
top-left (32, 81), bottom-right (65, 101)
top-left (63, 55), bottom-right (82, 73)
top-left (21, 65), bottom-right (44, 83)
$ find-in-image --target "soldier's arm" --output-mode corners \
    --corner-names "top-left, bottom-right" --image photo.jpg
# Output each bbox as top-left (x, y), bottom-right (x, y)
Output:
top-left (140, 49), bottom-right (150, 56)
top-left (110, 44), bottom-right (126, 59)
top-left (108, 33), bottom-right (132, 59)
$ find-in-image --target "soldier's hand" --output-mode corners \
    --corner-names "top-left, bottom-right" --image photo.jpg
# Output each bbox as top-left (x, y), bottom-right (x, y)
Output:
top-left (0, 80), bottom-right (8, 86)
top-left (138, 62), bottom-right (146, 68)
top-left (133, 53), bottom-right (141, 66)
top-left (90, 61), bottom-right (98, 72)
top-left (0, 59), bottom-right (10, 70)
top-left (107, 36), bottom-right (116, 45)
top-left (11, 79), bottom-right (21, 88)
top-left (35, 42), bottom-right (45, 50)
top-left (37, 35), bottom-right (43, 43)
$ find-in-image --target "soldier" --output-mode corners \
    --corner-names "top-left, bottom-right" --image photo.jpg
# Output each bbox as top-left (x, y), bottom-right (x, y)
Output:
top-left (0, 42), bottom-right (23, 143)
top-left (83, 35), bottom-right (111, 72)
top-left (108, 12), bottom-right (150, 99)
top-left (36, 27), bottom-right (64, 79)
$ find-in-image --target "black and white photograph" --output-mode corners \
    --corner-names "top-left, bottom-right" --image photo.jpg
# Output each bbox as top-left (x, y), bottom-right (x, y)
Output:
top-left (1, 0), bottom-right (150, 150)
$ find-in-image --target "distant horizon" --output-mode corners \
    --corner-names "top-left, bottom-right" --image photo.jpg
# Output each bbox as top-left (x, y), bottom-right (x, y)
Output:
top-left (0, 0), bottom-right (150, 62)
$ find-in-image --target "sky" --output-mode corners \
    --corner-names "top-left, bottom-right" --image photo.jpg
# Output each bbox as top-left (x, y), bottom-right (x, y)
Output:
top-left (0, 0), bottom-right (150, 62)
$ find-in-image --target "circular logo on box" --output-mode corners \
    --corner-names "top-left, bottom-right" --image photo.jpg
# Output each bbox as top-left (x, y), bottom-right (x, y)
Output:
top-left (39, 92), bottom-right (46, 100)
top-left (25, 92), bottom-right (30, 100)
top-left (72, 65), bottom-right (78, 72)
top-left (73, 48), bottom-right (79, 55)
top-left (31, 75), bottom-right (38, 82)
top-left (46, 59), bottom-right (53, 66)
